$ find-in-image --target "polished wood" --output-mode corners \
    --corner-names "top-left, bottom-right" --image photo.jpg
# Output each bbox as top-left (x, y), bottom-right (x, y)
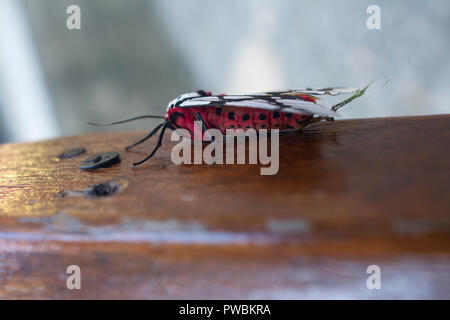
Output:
top-left (0, 115), bottom-right (449, 299)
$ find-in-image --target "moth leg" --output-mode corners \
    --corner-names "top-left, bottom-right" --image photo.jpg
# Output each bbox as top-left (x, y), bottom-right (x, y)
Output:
top-left (194, 112), bottom-right (209, 131)
top-left (125, 122), bottom-right (163, 151)
top-left (194, 112), bottom-right (219, 164)
top-left (132, 122), bottom-right (169, 167)
top-left (166, 122), bottom-right (177, 130)
top-left (194, 112), bottom-right (212, 141)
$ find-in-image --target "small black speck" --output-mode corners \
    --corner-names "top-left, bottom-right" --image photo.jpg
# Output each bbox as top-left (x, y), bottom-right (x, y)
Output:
top-left (259, 113), bottom-right (267, 120)
top-left (228, 112), bottom-right (235, 120)
top-left (58, 147), bottom-right (86, 160)
top-left (215, 108), bottom-right (222, 116)
top-left (273, 111), bottom-right (280, 119)
top-left (285, 112), bottom-right (292, 118)
top-left (242, 114), bottom-right (250, 121)
top-left (85, 181), bottom-right (120, 198)
top-left (261, 124), bottom-right (267, 128)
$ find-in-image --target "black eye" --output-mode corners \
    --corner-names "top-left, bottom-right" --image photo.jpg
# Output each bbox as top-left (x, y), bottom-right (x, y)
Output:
top-left (170, 111), bottom-right (184, 122)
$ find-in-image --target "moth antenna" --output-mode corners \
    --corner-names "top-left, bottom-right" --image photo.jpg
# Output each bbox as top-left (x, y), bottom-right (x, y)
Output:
top-left (88, 115), bottom-right (165, 126)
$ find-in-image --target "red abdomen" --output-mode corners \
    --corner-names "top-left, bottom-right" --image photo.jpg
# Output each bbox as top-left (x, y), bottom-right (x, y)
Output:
top-left (168, 106), bottom-right (311, 137)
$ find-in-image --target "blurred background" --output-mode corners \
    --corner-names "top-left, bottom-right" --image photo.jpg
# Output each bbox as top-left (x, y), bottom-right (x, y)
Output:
top-left (0, 0), bottom-right (448, 143)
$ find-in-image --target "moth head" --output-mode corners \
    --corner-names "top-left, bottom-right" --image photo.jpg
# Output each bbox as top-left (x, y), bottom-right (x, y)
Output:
top-left (166, 90), bottom-right (211, 111)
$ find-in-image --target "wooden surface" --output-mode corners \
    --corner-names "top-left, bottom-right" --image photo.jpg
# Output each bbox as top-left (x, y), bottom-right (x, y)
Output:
top-left (0, 115), bottom-right (449, 299)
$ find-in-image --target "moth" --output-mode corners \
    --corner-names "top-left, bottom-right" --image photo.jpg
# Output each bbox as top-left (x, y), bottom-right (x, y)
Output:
top-left (91, 84), bottom-right (369, 166)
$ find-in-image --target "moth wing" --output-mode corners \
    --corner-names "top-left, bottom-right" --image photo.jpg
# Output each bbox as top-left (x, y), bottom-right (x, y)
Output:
top-left (178, 95), bottom-right (335, 116)
top-left (273, 98), bottom-right (335, 116)
top-left (256, 87), bottom-right (360, 96)
top-left (177, 95), bottom-right (257, 107)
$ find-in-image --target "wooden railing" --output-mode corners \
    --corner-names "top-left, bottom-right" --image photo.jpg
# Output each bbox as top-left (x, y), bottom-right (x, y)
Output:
top-left (0, 115), bottom-right (449, 299)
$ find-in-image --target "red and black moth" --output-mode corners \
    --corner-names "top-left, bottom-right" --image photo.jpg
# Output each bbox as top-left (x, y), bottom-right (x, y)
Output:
top-left (91, 84), bottom-right (370, 166)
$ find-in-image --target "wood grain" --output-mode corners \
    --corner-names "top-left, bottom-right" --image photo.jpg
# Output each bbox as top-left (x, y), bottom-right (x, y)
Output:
top-left (0, 115), bottom-right (449, 299)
